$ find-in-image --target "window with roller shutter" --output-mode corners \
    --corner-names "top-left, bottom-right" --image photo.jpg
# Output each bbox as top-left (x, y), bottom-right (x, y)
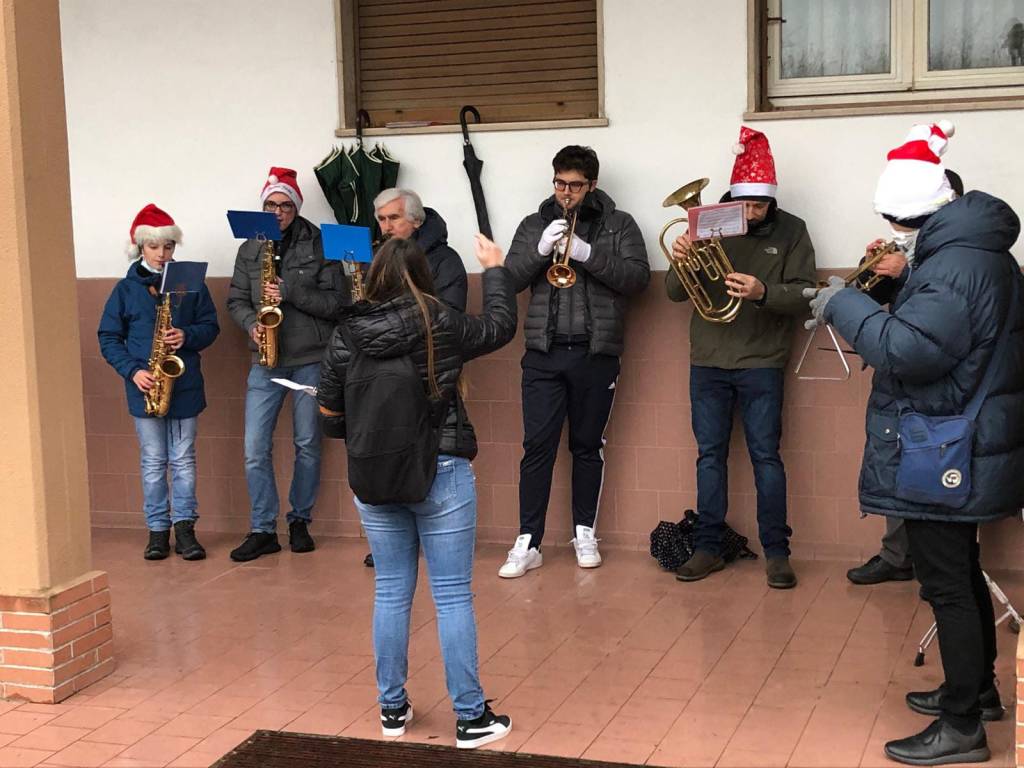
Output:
top-left (335, 0), bottom-right (603, 129)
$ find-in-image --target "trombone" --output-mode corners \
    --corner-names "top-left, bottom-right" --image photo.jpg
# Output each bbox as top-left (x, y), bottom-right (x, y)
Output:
top-left (546, 197), bottom-right (578, 289)
top-left (793, 239), bottom-right (902, 381)
top-left (660, 178), bottom-right (741, 324)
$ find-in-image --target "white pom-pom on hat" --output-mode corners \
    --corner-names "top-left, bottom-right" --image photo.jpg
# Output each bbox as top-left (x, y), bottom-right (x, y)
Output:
top-left (732, 143), bottom-right (745, 155)
top-left (268, 174), bottom-right (279, 184)
top-left (936, 119), bottom-right (955, 138)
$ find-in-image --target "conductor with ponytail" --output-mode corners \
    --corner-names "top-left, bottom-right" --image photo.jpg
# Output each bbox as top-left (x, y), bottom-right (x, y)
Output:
top-left (317, 234), bottom-right (517, 749)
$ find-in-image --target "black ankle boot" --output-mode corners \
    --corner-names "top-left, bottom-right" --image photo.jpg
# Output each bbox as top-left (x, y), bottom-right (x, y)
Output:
top-left (289, 521), bottom-right (315, 553)
top-left (173, 520), bottom-right (206, 561)
top-left (906, 684), bottom-right (1004, 722)
top-left (230, 532), bottom-right (281, 562)
top-left (884, 719), bottom-right (988, 765)
top-left (144, 530), bottom-right (171, 560)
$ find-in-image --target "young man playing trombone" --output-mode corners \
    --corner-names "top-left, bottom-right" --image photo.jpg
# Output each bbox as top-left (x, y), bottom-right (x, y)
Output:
top-left (500, 145), bottom-right (650, 578)
top-left (669, 127), bottom-right (816, 589)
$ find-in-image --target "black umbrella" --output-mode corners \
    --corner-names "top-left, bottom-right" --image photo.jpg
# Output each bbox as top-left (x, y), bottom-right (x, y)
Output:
top-left (459, 106), bottom-right (492, 240)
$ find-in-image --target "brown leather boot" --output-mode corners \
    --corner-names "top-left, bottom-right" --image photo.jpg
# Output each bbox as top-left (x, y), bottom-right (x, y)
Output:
top-left (675, 550), bottom-right (725, 582)
top-left (766, 557), bottom-right (797, 589)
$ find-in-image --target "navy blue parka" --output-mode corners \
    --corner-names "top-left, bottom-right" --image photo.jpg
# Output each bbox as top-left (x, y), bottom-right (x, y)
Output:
top-left (98, 261), bottom-right (220, 419)
top-left (825, 191), bottom-right (1024, 522)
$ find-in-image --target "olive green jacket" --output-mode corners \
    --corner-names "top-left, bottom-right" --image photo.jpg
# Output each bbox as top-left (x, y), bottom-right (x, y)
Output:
top-left (666, 204), bottom-right (817, 369)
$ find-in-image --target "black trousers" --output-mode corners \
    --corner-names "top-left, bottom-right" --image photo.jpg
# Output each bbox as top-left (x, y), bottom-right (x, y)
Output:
top-left (904, 518), bottom-right (997, 731)
top-left (518, 345), bottom-right (619, 548)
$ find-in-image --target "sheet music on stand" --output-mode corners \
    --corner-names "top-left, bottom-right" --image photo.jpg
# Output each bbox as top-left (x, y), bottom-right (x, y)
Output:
top-left (687, 202), bottom-right (747, 241)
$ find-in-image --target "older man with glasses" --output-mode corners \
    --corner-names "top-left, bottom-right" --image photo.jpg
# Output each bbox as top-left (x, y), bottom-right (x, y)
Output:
top-left (499, 145), bottom-right (650, 578)
top-left (227, 167), bottom-right (345, 562)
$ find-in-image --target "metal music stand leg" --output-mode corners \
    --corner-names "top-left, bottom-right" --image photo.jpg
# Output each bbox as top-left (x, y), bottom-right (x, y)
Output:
top-left (794, 324), bottom-right (852, 381)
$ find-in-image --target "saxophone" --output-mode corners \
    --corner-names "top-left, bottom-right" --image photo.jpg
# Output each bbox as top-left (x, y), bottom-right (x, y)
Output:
top-left (348, 262), bottom-right (365, 302)
top-left (143, 293), bottom-right (185, 417)
top-left (255, 239), bottom-right (284, 367)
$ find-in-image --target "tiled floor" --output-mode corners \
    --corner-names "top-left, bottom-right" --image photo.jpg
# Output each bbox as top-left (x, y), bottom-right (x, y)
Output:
top-left (1, 528), bottom-right (1020, 768)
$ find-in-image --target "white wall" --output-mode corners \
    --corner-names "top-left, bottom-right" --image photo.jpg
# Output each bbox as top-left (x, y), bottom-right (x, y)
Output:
top-left (61, 0), bottom-right (1024, 278)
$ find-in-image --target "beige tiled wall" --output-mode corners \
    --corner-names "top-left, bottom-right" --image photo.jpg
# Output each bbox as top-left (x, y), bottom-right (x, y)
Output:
top-left (78, 274), bottom-right (1024, 569)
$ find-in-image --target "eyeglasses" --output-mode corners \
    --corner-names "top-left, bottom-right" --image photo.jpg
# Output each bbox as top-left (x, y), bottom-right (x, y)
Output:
top-left (553, 179), bottom-right (589, 193)
top-left (263, 201), bottom-right (296, 213)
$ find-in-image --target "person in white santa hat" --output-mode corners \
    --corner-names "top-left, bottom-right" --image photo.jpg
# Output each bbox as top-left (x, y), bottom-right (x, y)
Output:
top-left (669, 126), bottom-right (817, 589)
top-left (227, 167), bottom-right (345, 562)
top-left (808, 121), bottom-right (1024, 765)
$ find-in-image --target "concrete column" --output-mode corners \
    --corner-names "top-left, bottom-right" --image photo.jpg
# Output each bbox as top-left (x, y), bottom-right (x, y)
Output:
top-left (0, 0), bottom-right (112, 703)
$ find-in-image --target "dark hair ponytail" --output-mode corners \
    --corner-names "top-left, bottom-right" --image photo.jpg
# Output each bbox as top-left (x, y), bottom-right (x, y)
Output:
top-left (364, 238), bottom-right (441, 399)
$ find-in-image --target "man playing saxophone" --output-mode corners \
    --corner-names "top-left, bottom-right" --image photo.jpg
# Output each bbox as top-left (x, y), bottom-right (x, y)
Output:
top-left (227, 167), bottom-right (345, 562)
top-left (98, 204), bottom-right (219, 562)
top-left (669, 127), bottom-right (816, 589)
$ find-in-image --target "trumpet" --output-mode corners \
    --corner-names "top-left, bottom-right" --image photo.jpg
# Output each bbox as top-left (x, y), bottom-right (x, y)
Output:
top-left (794, 239), bottom-right (904, 381)
top-left (842, 239), bottom-right (900, 292)
top-left (546, 197), bottom-right (578, 289)
top-left (660, 178), bottom-right (741, 324)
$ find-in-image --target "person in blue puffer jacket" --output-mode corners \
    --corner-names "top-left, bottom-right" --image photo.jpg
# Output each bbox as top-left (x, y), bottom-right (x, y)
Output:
top-left (98, 204), bottom-right (219, 562)
top-left (808, 122), bottom-right (1024, 766)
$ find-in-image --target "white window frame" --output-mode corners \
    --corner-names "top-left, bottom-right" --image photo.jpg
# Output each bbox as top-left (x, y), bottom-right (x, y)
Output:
top-left (762, 0), bottom-right (1024, 109)
top-left (766, 0), bottom-right (914, 97)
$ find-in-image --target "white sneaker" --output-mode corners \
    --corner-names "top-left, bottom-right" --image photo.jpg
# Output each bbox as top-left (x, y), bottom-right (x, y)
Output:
top-left (572, 525), bottom-right (602, 568)
top-left (498, 534), bottom-right (542, 578)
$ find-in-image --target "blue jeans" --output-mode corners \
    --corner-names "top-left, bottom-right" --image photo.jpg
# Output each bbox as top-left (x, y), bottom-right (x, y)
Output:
top-left (244, 362), bottom-right (322, 533)
top-left (356, 456), bottom-right (485, 721)
top-left (133, 416), bottom-right (198, 531)
top-left (690, 365), bottom-right (791, 558)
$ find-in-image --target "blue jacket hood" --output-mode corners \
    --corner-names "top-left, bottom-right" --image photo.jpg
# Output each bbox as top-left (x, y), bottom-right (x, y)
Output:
top-left (914, 191), bottom-right (1020, 266)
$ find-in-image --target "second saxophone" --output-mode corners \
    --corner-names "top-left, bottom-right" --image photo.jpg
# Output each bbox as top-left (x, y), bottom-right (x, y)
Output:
top-left (256, 238), bottom-right (284, 367)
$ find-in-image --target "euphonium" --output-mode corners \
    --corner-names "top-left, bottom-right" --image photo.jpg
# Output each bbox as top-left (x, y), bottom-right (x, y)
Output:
top-left (546, 197), bottom-right (578, 289)
top-left (143, 292), bottom-right (185, 418)
top-left (659, 178), bottom-right (742, 324)
top-left (256, 238), bottom-right (283, 367)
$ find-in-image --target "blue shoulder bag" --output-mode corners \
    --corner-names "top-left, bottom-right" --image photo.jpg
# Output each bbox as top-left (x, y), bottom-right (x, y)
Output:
top-left (894, 275), bottom-right (1017, 509)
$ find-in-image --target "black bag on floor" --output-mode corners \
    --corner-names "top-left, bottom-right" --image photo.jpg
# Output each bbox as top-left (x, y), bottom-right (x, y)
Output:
top-left (649, 509), bottom-right (758, 571)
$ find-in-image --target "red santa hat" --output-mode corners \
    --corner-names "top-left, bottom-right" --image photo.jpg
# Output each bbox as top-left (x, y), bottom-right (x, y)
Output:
top-left (873, 120), bottom-right (956, 220)
top-left (127, 203), bottom-right (181, 256)
top-left (260, 166), bottom-right (303, 211)
top-left (729, 126), bottom-right (778, 200)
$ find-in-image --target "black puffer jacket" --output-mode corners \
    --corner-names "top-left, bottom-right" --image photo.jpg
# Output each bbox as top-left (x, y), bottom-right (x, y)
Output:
top-left (412, 208), bottom-right (468, 312)
top-left (505, 189), bottom-right (650, 356)
top-left (825, 192), bottom-right (1024, 522)
top-left (317, 268), bottom-right (517, 459)
top-left (226, 217), bottom-right (345, 367)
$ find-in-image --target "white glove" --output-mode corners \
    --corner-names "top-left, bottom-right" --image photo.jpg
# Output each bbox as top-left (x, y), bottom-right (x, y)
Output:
top-left (567, 234), bottom-right (591, 263)
top-left (538, 219), bottom-right (568, 257)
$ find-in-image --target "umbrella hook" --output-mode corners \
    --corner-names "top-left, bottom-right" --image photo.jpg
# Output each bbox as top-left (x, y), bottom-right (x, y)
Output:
top-left (459, 105), bottom-right (481, 145)
top-left (356, 109), bottom-right (372, 146)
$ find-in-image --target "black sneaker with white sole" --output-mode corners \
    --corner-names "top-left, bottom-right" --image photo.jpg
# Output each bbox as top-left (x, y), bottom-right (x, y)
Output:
top-left (455, 702), bottom-right (511, 749)
top-left (380, 701), bottom-right (413, 737)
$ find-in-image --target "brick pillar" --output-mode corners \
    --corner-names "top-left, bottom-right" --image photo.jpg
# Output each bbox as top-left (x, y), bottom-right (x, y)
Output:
top-left (0, 574), bottom-right (114, 702)
top-left (0, 0), bottom-right (112, 703)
